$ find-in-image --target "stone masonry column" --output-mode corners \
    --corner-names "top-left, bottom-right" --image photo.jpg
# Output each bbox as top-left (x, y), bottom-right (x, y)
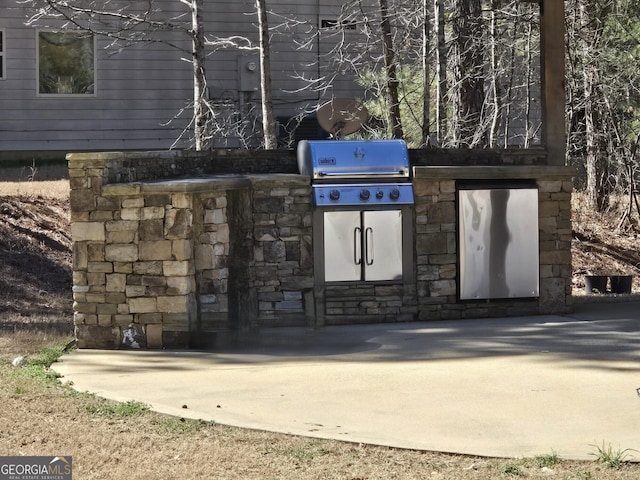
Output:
top-left (68, 153), bottom-right (119, 348)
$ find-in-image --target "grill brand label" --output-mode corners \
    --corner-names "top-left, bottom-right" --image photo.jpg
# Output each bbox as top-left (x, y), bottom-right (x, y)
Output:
top-left (318, 157), bottom-right (336, 165)
top-left (0, 456), bottom-right (72, 480)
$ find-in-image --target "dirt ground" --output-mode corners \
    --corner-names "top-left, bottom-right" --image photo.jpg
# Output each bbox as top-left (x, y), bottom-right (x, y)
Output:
top-left (572, 193), bottom-right (640, 293)
top-left (0, 195), bottom-right (73, 329)
top-left (1, 180), bottom-right (640, 478)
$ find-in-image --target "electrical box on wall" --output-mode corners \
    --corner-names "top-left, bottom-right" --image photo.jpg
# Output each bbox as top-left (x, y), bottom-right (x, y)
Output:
top-left (238, 55), bottom-right (260, 93)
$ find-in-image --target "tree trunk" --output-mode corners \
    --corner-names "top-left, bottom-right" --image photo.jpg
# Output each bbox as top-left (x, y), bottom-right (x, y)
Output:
top-left (580, 2), bottom-right (608, 211)
top-left (584, 77), bottom-right (608, 210)
top-left (489, 1), bottom-right (500, 147)
top-left (378, 0), bottom-right (403, 139)
top-left (524, 17), bottom-right (533, 148)
top-left (256, 0), bottom-right (278, 149)
top-left (452, 0), bottom-right (485, 147)
top-left (503, 12), bottom-right (516, 148)
top-left (191, 0), bottom-right (208, 151)
top-left (421, 0), bottom-right (431, 146)
top-left (434, 0), bottom-right (447, 145)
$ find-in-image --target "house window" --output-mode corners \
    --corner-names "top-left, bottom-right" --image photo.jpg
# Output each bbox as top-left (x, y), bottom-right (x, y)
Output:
top-left (0, 29), bottom-right (5, 80)
top-left (37, 31), bottom-right (95, 95)
top-left (320, 18), bottom-right (357, 30)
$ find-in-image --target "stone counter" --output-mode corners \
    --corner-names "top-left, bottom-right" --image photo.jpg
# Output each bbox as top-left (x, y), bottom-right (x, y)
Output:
top-left (413, 165), bottom-right (575, 180)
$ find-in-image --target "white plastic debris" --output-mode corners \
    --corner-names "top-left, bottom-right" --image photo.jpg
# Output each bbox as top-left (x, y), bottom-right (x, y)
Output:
top-left (11, 356), bottom-right (28, 367)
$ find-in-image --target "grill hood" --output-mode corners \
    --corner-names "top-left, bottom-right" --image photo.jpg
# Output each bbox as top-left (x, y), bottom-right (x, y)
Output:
top-left (297, 139), bottom-right (410, 181)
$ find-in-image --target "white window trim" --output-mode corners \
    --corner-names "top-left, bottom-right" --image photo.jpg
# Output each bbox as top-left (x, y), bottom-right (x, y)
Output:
top-left (36, 29), bottom-right (97, 97)
top-left (0, 29), bottom-right (5, 80)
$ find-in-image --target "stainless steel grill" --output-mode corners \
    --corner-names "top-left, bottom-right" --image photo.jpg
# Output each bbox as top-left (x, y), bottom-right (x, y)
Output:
top-left (298, 139), bottom-right (414, 284)
top-left (297, 139), bottom-right (414, 207)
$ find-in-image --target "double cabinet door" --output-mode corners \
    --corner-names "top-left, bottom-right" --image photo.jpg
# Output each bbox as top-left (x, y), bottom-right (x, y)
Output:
top-left (323, 210), bottom-right (403, 282)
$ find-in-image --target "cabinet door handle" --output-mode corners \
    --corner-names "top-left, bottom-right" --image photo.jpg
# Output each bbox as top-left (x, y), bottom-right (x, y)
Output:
top-left (354, 227), bottom-right (362, 265)
top-left (365, 227), bottom-right (374, 265)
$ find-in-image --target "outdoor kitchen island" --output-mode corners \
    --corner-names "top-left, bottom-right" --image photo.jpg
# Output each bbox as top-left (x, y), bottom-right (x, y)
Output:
top-left (68, 149), bottom-right (574, 349)
top-left (412, 164), bottom-right (573, 322)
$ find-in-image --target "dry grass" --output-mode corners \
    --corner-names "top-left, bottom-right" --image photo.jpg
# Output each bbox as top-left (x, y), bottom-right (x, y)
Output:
top-left (0, 163), bottom-right (69, 198)
top-left (2, 332), bottom-right (640, 479)
top-left (572, 192), bottom-right (637, 236)
top-left (0, 180), bottom-right (70, 198)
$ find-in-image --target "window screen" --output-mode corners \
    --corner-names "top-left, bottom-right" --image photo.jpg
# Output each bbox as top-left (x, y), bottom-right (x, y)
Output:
top-left (38, 31), bottom-right (94, 94)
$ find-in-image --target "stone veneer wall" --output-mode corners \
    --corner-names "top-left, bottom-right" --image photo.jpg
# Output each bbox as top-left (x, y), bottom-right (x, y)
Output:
top-left (413, 166), bottom-right (574, 320)
top-left (69, 150), bottom-right (313, 348)
top-left (321, 284), bottom-right (418, 324)
top-left (249, 177), bottom-right (315, 326)
top-left (69, 148), bottom-right (574, 349)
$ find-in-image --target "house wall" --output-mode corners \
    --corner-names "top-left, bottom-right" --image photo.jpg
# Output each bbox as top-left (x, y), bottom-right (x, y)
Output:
top-left (0, 0), bottom-right (365, 154)
top-left (0, 3), bottom-right (192, 152)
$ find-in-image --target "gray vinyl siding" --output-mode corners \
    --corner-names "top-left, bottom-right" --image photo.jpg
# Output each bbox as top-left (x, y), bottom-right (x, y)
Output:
top-left (0, 0), bottom-right (366, 153)
top-left (1, 2), bottom-right (193, 152)
top-left (204, 0), bottom-right (364, 112)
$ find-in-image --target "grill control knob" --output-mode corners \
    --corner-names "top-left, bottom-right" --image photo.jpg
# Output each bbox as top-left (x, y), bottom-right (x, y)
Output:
top-left (389, 188), bottom-right (400, 200)
top-left (375, 190), bottom-right (384, 199)
top-left (329, 189), bottom-right (341, 201)
top-left (359, 189), bottom-right (371, 201)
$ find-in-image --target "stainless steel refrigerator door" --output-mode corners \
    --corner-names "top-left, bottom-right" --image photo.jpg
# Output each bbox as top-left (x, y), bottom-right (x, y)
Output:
top-left (324, 211), bottom-right (362, 282)
top-left (459, 188), bottom-right (539, 299)
top-left (363, 210), bottom-right (403, 281)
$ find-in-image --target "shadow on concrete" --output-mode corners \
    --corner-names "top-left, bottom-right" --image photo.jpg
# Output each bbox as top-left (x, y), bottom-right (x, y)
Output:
top-left (67, 301), bottom-right (640, 376)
